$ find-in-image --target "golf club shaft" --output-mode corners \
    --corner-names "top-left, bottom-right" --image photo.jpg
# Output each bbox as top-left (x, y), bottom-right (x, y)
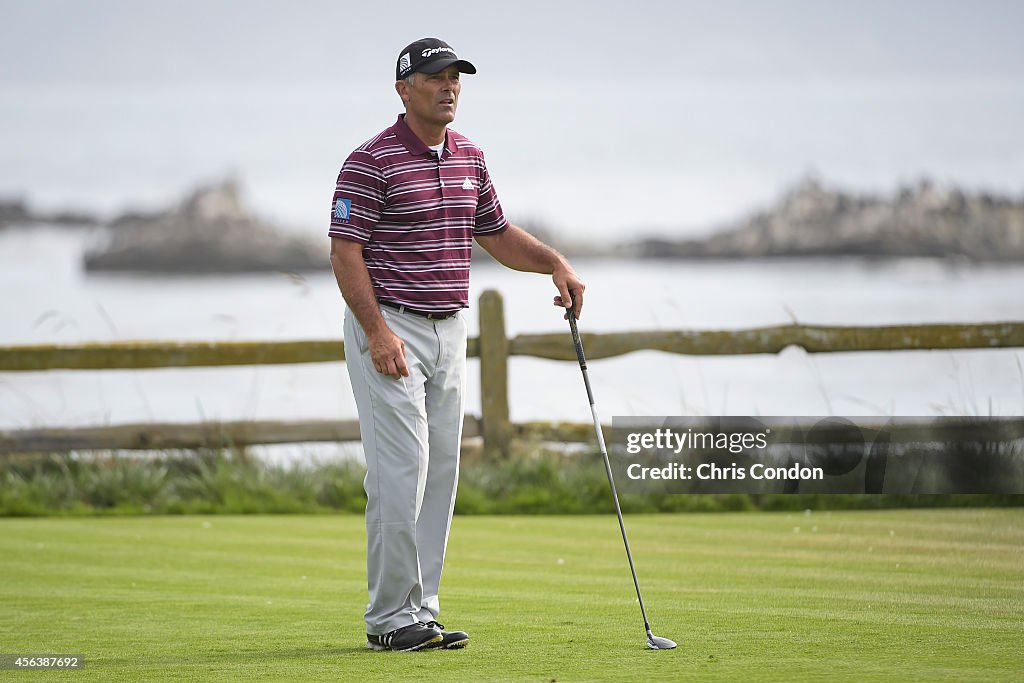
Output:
top-left (567, 309), bottom-right (653, 633)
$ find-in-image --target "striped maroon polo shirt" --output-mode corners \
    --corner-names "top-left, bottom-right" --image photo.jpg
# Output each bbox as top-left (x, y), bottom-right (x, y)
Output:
top-left (329, 114), bottom-right (508, 313)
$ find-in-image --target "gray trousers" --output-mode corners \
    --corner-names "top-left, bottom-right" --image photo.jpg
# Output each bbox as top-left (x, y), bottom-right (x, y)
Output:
top-left (344, 305), bottom-right (467, 635)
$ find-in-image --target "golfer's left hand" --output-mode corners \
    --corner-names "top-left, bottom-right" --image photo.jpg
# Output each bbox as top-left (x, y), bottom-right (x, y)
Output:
top-left (553, 266), bottom-right (585, 320)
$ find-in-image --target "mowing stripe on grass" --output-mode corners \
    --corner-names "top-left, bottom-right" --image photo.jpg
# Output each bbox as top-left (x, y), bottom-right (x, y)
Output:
top-left (1, 509), bottom-right (1021, 682)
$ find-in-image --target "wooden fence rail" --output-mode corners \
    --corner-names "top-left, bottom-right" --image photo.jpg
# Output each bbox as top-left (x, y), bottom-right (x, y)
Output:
top-left (6, 416), bottom-right (1024, 456)
top-left (508, 322), bottom-right (1024, 360)
top-left (2, 289), bottom-right (1023, 455)
top-left (0, 417), bottom-right (482, 454)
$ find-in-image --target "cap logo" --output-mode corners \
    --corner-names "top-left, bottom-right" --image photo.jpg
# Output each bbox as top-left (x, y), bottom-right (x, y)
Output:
top-left (421, 46), bottom-right (456, 58)
top-left (398, 53), bottom-right (412, 75)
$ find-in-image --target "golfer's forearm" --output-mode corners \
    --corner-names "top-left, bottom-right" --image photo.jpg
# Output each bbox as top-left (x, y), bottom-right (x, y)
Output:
top-left (330, 240), bottom-right (389, 339)
top-left (477, 224), bottom-right (569, 274)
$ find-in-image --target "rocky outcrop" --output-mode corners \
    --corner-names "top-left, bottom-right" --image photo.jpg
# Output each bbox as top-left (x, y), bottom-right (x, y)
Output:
top-left (636, 178), bottom-right (1024, 260)
top-left (0, 197), bottom-right (98, 228)
top-left (84, 180), bottom-right (325, 273)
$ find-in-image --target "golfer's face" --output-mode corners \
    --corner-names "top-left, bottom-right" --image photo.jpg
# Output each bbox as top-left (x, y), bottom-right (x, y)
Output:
top-left (407, 66), bottom-right (461, 126)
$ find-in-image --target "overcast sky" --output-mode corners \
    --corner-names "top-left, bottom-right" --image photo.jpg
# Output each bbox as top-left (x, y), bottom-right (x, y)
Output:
top-left (2, 0), bottom-right (1022, 86)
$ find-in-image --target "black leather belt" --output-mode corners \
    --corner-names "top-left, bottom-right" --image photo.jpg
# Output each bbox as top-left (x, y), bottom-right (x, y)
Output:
top-left (379, 300), bottom-right (460, 320)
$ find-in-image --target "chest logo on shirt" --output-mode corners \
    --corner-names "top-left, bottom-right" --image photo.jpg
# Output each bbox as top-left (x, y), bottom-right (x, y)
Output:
top-left (461, 177), bottom-right (474, 190)
top-left (334, 198), bottom-right (352, 222)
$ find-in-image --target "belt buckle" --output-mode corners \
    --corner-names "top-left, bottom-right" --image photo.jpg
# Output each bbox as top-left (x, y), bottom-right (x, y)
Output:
top-left (383, 300), bottom-right (454, 320)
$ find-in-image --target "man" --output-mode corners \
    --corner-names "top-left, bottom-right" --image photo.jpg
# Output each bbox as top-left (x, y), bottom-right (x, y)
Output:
top-left (329, 37), bottom-right (585, 653)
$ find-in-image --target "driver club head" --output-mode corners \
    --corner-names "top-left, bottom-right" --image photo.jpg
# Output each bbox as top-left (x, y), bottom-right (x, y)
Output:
top-left (646, 632), bottom-right (677, 650)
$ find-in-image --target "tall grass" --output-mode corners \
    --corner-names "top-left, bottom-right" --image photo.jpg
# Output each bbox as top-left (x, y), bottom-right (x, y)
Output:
top-left (0, 450), bottom-right (366, 516)
top-left (1, 443), bottom-right (1020, 516)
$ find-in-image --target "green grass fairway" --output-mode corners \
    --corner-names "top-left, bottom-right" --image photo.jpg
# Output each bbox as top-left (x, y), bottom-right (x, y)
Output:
top-left (2, 509), bottom-right (1021, 682)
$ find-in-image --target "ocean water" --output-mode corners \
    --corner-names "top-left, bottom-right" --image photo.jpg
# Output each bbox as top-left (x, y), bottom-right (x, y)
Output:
top-left (2, 227), bottom-right (1023, 443)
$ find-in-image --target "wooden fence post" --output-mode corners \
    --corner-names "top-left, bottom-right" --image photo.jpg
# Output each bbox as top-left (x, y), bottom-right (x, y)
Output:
top-left (478, 289), bottom-right (510, 457)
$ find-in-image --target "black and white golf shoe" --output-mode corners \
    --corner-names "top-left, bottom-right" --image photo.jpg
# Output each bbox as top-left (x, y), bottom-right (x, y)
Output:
top-left (423, 621), bottom-right (469, 649)
top-left (366, 623), bottom-right (442, 652)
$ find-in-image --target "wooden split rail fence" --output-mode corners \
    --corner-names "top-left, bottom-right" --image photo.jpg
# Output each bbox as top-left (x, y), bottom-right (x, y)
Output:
top-left (2, 290), bottom-right (1024, 456)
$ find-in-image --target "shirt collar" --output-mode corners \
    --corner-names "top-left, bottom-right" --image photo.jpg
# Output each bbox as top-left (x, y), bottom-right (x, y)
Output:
top-left (392, 114), bottom-right (459, 160)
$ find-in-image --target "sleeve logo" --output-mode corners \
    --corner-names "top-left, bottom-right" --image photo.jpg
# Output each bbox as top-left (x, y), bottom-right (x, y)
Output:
top-left (334, 198), bottom-right (352, 222)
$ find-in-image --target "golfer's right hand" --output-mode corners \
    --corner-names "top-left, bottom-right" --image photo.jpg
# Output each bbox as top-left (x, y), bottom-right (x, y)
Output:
top-left (368, 330), bottom-right (409, 379)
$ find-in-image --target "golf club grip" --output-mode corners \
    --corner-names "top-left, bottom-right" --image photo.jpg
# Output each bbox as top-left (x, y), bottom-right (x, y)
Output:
top-left (566, 310), bottom-right (596, 406)
top-left (567, 309), bottom-right (586, 369)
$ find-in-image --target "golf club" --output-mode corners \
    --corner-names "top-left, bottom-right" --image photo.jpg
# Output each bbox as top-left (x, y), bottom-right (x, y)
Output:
top-left (566, 306), bottom-right (677, 651)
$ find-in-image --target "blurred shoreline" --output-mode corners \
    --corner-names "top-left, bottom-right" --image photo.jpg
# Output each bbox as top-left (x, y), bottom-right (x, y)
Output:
top-left (5, 175), bottom-right (1024, 272)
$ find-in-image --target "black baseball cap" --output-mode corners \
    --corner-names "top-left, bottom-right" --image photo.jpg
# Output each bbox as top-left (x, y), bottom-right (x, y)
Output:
top-left (396, 38), bottom-right (477, 80)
